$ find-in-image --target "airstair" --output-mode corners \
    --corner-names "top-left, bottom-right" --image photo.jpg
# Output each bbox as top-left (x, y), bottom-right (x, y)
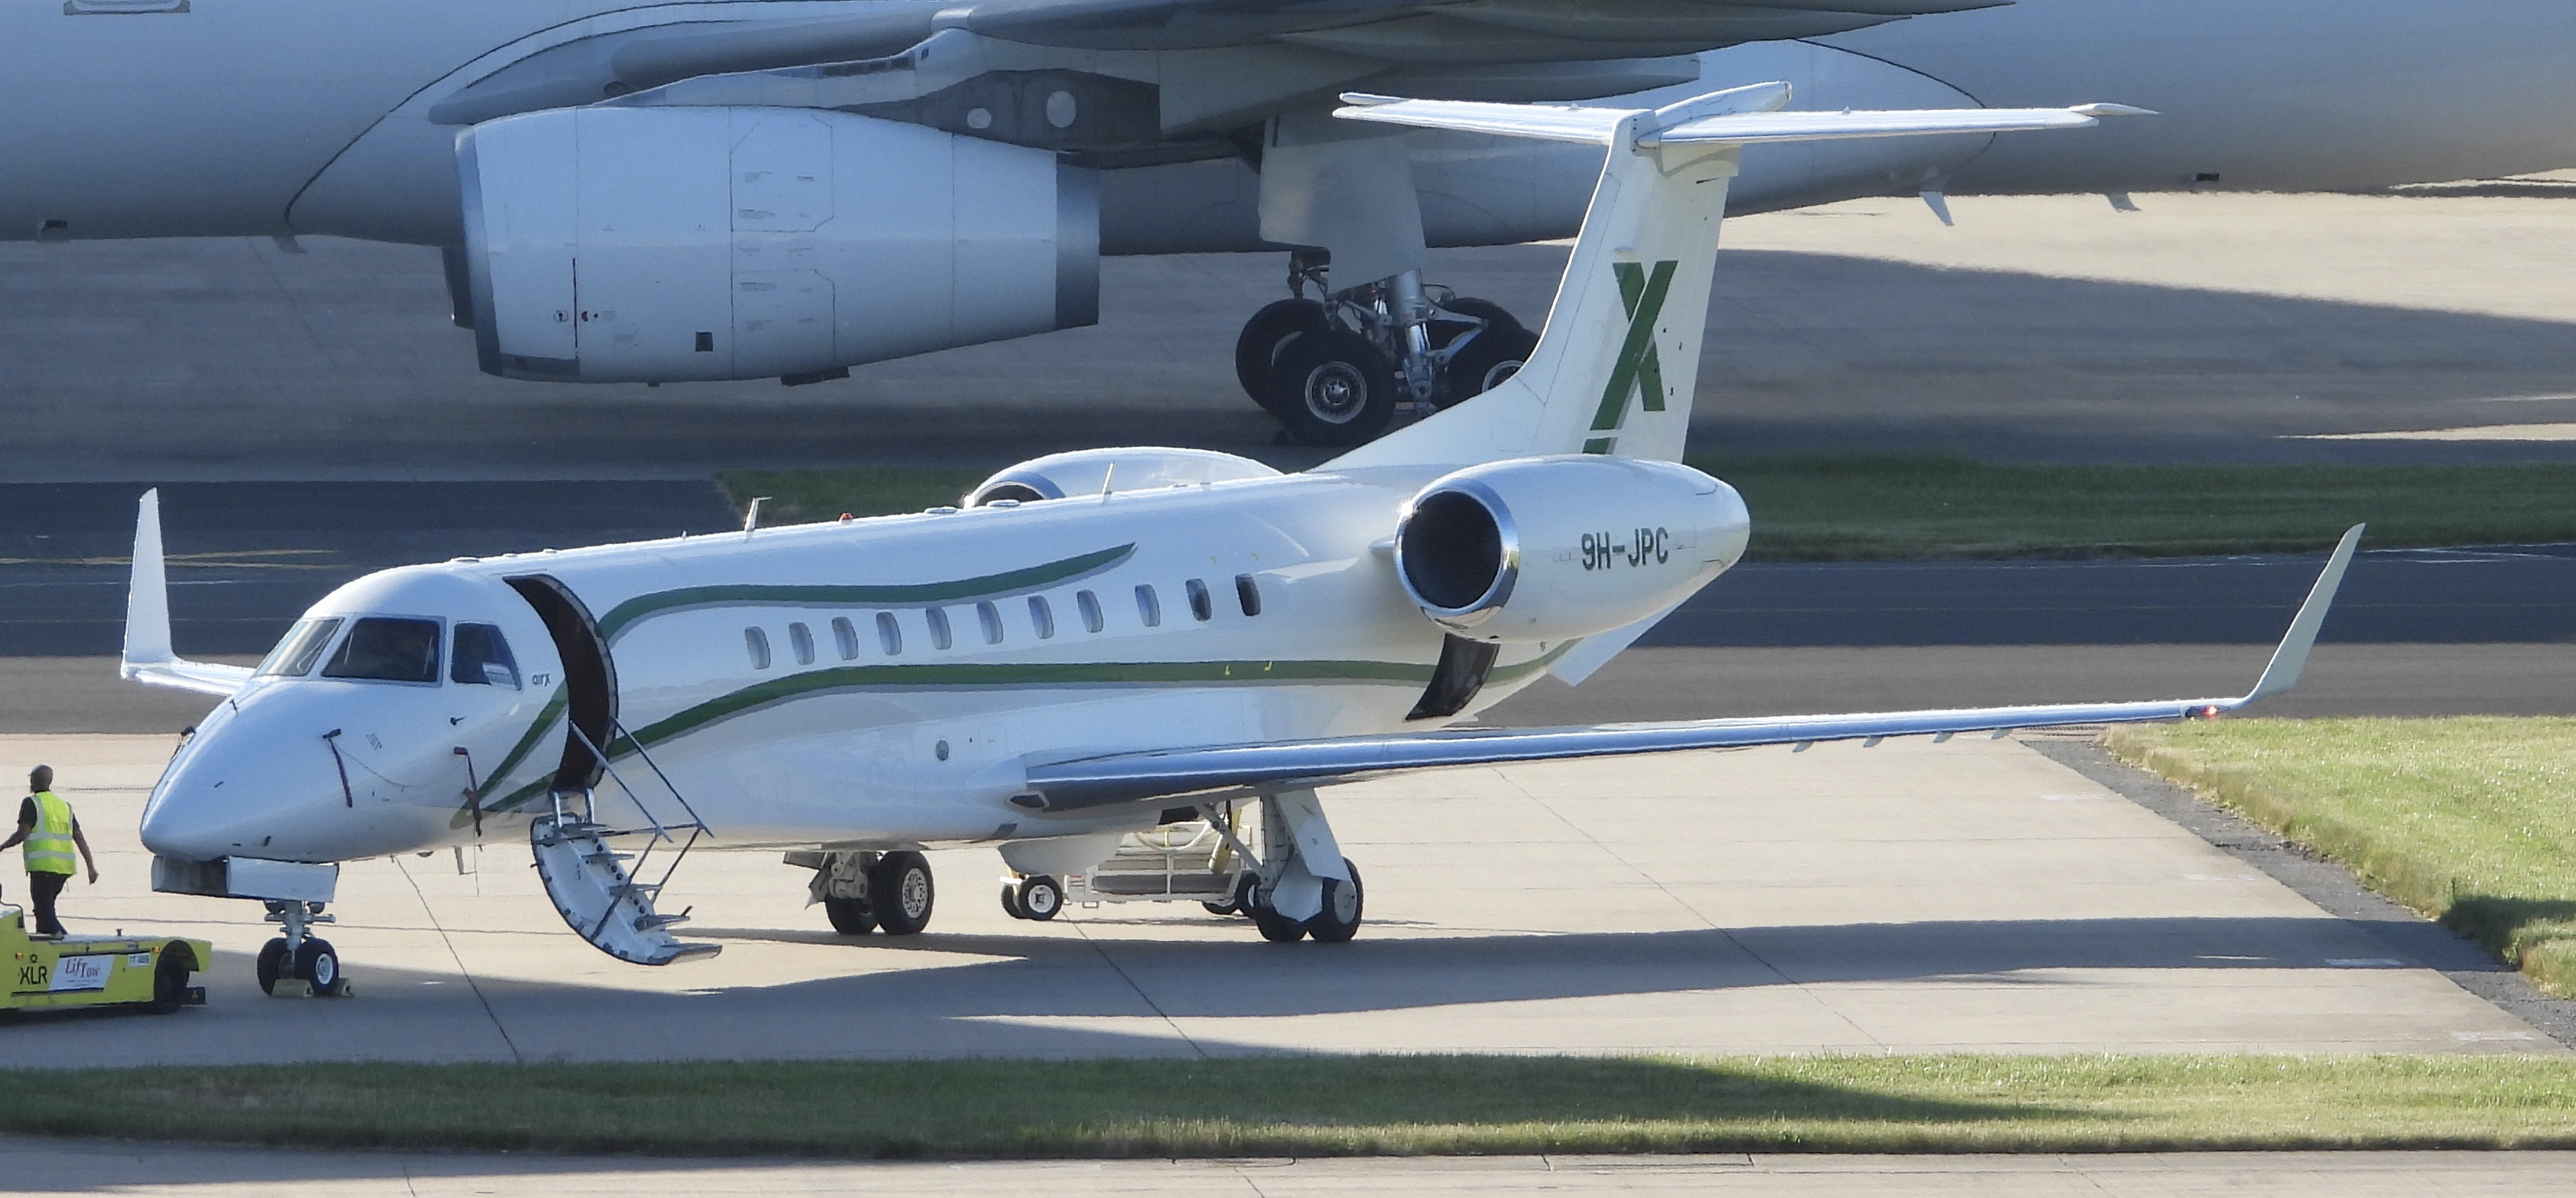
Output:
top-left (529, 722), bottom-right (721, 966)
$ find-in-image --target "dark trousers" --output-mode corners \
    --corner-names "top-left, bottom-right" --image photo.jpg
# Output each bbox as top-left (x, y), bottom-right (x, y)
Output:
top-left (26, 871), bottom-right (69, 936)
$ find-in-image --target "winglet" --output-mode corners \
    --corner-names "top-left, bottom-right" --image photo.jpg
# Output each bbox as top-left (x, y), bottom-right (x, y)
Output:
top-left (122, 488), bottom-right (174, 673)
top-left (2242, 524), bottom-right (2364, 702)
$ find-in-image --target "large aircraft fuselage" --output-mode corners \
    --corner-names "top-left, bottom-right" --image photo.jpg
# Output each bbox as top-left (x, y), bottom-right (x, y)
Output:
top-left (5, 0), bottom-right (2572, 248)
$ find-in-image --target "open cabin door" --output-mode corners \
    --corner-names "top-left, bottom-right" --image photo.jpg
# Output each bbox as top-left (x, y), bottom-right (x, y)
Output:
top-left (503, 575), bottom-right (617, 793)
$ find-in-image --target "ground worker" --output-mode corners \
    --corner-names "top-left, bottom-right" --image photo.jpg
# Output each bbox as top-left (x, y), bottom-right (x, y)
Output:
top-left (2, 765), bottom-right (100, 937)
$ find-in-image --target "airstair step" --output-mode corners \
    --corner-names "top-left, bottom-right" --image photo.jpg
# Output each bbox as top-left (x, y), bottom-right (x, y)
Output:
top-left (529, 812), bottom-right (721, 968)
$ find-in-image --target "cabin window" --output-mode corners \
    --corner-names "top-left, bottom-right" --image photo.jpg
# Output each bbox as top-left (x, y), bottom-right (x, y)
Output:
top-left (975, 601), bottom-right (1005, 645)
top-left (787, 621), bottom-right (816, 666)
top-left (450, 623), bottom-right (520, 689)
top-left (256, 617), bottom-right (343, 678)
top-left (875, 611), bottom-right (902, 656)
top-left (1185, 578), bottom-right (1213, 622)
top-left (1134, 584), bottom-right (1161, 627)
top-left (1076, 589), bottom-right (1104, 633)
top-left (926, 607), bottom-right (954, 650)
top-left (321, 617), bottom-right (442, 684)
top-left (1027, 595), bottom-right (1057, 639)
top-left (1235, 574), bottom-right (1262, 617)
top-left (744, 627), bottom-right (772, 670)
top-left (832, 617), bottom-right (859, 660)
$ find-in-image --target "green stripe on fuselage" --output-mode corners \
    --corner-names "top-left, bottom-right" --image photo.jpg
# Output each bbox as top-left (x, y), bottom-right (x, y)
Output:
top-left (477, 685), bottom-right (568, 806)
top-left (485, 641), bottom-right (1578, 812)
top-left (594, 544), bottom-right (1135, 643)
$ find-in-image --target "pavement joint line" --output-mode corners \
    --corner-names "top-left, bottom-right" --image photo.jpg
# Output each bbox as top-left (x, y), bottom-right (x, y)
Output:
top-left (1501, 760), bottom-right (1891, 1051)
top-left (1069, 915), bottom-right (1210, 1060)
top-left (2026, 737), bottom-right (2576, 1049)
top-left (392, 855), bottom-right (524, 1063)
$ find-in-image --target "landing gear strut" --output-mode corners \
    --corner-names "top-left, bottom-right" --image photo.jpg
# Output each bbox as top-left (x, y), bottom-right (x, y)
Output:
top-left (256, 900), bottom-right (349, 998)
top-left (1210, 790), bottom-right (1365, 944)
top-left (1236, 253), bottom-right (1532, 447)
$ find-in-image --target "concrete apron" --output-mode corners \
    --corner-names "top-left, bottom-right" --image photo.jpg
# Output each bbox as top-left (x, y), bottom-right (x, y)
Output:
top-left (0, 731), bottom-right (2553, 1066)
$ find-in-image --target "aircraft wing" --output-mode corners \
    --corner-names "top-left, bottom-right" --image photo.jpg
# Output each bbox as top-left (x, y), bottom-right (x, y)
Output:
top-left (611, 0), bottom-right (2010, 91)
top-left (1017, 525), bottom-right (2363, 812)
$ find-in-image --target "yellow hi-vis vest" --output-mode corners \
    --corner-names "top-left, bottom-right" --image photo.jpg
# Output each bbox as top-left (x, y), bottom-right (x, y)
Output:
top-left (24, 791), bottom-right (76, 875)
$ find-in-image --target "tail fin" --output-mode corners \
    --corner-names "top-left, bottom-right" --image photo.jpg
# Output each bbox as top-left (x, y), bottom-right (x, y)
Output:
top-left (1323, 87), bottom-right (2144, 470)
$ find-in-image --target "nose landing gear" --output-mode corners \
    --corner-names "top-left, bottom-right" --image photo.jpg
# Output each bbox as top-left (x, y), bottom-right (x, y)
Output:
top-left (256, 900), bottom-right (350, 998)
top-left (1237, 254), bottom-right (1532, 448)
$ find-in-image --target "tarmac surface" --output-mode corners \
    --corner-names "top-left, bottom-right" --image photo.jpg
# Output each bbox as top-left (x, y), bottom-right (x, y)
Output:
top-left (1, 730), bottom-right (2557, 1066)
top-left (3, 187), bottom-right (2571, 480)
top-left (4, 1144), bottom-right (2571, 1198)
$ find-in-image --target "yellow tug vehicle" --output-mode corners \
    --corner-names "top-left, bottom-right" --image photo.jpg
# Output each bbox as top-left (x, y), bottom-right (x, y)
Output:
top-left (2, 900), bottom-right (209, 1015)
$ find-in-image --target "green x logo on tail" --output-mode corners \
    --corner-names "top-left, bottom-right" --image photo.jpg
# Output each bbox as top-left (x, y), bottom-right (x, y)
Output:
top-left (1584, 259), bottom-right (1678, 454)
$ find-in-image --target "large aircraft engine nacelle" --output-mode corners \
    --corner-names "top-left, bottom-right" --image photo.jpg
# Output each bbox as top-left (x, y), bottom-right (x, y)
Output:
top-left (458, 106), bottom-right (1099, 383)
top-left (1393, 457), bottom-right (1750, 643)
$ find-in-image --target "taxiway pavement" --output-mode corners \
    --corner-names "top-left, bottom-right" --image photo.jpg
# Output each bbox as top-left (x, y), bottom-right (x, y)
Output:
top-left (4, 188), bottom-right (2570, 480)
top-left (0, 731), bottom-right (2553, 1067)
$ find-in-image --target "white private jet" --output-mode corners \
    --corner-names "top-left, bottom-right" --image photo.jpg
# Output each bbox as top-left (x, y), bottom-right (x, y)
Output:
top-left (122, 83), bottom-right (2359, 999)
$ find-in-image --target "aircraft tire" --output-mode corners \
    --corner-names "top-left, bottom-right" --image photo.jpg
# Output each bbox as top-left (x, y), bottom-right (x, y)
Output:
top-left (255, 938), bottom-right (288, 996)
top-left (1439, 325), bottom-right (1538, 409)
top-left (1251, 901), bottom-right (1307, 943)
top-left (1017, 875), bottom-right (1063, 921)
top-left (872, 851), bottom-right (936, 936)
top-left (295, 939), bottom-right (345, 997)
top-left (1308, 859), bottom-right (1364, 944)
top-left (1235, 299), bottom-right (1328, 411)
top-left (1272, 330), bottom-right (1398, 447)
top-left (825, 895), bottom-right (878, 935)
top-left (1431, 297), bottom-right (1522, 340)
top-left (999, 883), bottom-right (1024, 920)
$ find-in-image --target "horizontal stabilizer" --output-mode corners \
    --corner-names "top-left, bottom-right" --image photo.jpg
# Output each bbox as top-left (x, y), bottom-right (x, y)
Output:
top-left (1336, 87), bottom-right (2148, 147)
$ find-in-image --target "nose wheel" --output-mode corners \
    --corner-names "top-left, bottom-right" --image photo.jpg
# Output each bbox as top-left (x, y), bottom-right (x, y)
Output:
top-left (256, 900), bottom-right (351, 998)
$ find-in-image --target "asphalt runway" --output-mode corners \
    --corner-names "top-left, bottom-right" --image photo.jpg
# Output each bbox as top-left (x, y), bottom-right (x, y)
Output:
top-left (1, 480), bottom-right (2566, 732)
top-left (0, 731), bottom-right (2555, 1068)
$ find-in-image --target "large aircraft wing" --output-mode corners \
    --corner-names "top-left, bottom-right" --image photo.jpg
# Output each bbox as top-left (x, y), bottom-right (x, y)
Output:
top-left (121, 490), bottom-right (254, 698)
top-left (1016, 526), bottom-right (2363, 812)
top-left (609, 0), bottom-right (2011, 93)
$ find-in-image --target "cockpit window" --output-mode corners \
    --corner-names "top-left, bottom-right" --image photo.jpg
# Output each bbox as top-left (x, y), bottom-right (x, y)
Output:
top-left (321, 617), bottom-right (442, 683)
top-left (451, 623), bottom-right (519, 689)
top-left (255, 617), bottom-right (344, 678)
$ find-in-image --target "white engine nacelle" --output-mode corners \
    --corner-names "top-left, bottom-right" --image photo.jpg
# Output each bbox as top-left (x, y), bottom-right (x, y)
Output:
top-left (458, 106), bottom-right (1097, 384)
top-left (1393, 457), bottom-right (1750, 643)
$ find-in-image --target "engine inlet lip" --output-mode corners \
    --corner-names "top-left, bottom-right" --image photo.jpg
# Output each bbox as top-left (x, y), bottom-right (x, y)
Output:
top-left (1393, 478), bottom-right (1519, 631)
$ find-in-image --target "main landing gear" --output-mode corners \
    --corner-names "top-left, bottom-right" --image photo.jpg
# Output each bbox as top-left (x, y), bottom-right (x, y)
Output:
top-left (1237, 253), bottom-right (1536, 448)
top-left (791, 849), bottom-right (937, 938)
top-left (1213, 791), bottom-right (1364, 944)
top-left (255, 900), bottom-right (350, 998)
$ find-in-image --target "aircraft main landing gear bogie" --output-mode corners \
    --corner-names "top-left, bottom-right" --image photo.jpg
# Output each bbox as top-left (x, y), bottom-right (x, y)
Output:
top-left (1236, 259), bottom-right (1526, 447)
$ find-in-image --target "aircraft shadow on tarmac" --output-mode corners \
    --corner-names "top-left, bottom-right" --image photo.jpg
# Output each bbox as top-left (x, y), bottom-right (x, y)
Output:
top-left (555, 913), bottom-right (2482, 1022)
top-left (5, 239), bottom-right (2574, 474)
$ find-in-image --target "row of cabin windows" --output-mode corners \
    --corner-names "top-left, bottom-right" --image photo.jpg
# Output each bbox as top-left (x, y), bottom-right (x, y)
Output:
top-left (739, 575), bottom-right (1265, 669)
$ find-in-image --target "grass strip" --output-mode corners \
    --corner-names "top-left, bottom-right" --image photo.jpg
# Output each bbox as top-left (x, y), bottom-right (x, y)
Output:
top-left (0, 1056), bottom-right (2566, 1158)
top-left (718, 458), bottom-right (2576, 560)
top-left (2107, 718), bottom-right (2576, 996)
